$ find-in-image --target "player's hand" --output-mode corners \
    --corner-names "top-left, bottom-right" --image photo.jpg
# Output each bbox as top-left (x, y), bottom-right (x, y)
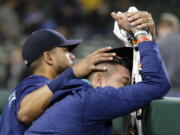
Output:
top-left (127, 11), bottom-right (156, 40)
top-left (72, 47), bottom-right (116, 78)
top-left (111, 12), bottom-right (132, 33)
top-left (111, 11), bottom-right (156, 40)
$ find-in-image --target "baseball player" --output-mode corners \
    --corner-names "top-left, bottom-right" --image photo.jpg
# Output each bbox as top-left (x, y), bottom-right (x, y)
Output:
top-left (0, 29), bottom-right (116, 135)
top-left (24, 11), bottom-right (171, 135)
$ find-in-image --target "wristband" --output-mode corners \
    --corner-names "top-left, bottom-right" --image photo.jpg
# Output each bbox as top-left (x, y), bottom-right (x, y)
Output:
top-left (47, 68), bottom-right (76, 93)
top-left (134, 30), bottom-right (149, 38)
top-left (137, 36), bottom-right (150, 44)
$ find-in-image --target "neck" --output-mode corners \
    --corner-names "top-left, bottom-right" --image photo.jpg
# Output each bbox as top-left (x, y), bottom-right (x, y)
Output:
top-left (88, 78), bottom-right (98, 88)
top-left (33, 68), bottom-right (58, 80)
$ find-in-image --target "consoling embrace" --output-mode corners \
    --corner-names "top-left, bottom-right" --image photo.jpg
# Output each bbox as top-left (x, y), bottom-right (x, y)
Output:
top-left (0, 8), bottom-right (171, 135)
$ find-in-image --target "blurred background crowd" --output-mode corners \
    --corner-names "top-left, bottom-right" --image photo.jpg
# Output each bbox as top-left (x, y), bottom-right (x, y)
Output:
top-left (0, 0), bottom-right (180, 96)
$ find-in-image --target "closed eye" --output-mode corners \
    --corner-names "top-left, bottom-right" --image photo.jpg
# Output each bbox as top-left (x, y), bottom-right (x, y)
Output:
top-left (120, 77), bottom-right (130, 86)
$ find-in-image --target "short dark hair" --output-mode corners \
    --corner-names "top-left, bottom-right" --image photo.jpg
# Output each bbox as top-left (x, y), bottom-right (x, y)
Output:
top-left (28, 57), bottom-right (42, 74)
top-left (105, 56), bottom-right (132, 73)
top-left (88, 56), bottom-right (132, 80)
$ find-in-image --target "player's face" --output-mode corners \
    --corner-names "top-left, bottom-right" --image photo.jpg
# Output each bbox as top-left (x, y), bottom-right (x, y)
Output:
top-left (51, 47), bottom-right (75, 74)
top-left (102, 65), bottom-right (131, 88)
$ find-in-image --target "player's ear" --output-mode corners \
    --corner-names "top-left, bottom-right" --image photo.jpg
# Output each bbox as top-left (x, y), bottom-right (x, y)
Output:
top-left (42, 51), bottom-right (54, 66)
top-left (94, 73), bottom-right (104, 87)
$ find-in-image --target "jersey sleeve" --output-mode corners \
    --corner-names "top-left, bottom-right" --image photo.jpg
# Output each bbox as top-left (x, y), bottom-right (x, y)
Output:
top-left (16, 68), bottom-right (77, 111)
top-left (83, 41), bottom-right (171, 121)
top-left (16, 77), bottom-right (49, 113)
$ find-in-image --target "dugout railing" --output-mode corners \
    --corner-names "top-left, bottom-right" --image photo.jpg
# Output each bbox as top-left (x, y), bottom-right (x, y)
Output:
top-left (0, 90), bottom-right (180, 135)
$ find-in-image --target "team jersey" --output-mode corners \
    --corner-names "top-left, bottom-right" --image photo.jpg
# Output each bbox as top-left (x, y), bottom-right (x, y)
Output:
top-left (24, 41), bottom-right (171, 135)
top-left (0, 75), bottom-right (49, 135)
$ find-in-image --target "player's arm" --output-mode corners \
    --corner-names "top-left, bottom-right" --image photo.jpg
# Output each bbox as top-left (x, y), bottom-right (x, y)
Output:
top-left (17, 85), bottom-right (53, 125)
top-left (84, 41), bottom-right (171, 121)
top-left (17, 47), bottom-right (116, 125)
top-left (84, 11), bottom-right (170, 121)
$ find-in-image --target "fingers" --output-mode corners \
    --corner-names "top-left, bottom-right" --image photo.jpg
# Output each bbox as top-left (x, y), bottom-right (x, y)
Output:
top-left (91, 47), bottom-right (112, 55)
top-left (127, 11), bottom-right (155, 38)
top-left (73, 47), bottom-right (116, 78)
top-left (111, 12), bottom-right (122, 21)
top-left (111, 12), bottom-right (124, 24)
top-left (98, 52), bottom-right (116, 57)
top-left (136, 22), bottom-right (153, 30)
top-left (85, 46), bottom-right (116, 66)
top-left (92, 56), bottom-right (114, 64)
top-left (85, 49), bottom-right (116, 68)
top-left (130, 18), bottom-right (149, 27)
top-left (127, 11), bottom-right (149, 22)
top-left (112, 11), bottom-right (154, 34)
top-left (127, 11), bottom-right (153, 28)
top-left (111, 12), bottom-right (118, 20)
top-left (112, 12), bottom-right (132, 32)
top-left (91, 66), bottom-right (107, 72)
top-left (129, 12), bottom-right (155, 39)
top-left (91, 52), bottom-right (116, 63)
top-left (89, 47), bottom-right (117, 60)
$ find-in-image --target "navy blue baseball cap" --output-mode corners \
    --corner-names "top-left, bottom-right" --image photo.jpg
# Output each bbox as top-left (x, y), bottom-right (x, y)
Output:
top-left (108, 47), bottom-right (133, 70)
top-left (108, 47), bottom-right (133, 59)
top-left (22, 29), bottom-right (82, 66)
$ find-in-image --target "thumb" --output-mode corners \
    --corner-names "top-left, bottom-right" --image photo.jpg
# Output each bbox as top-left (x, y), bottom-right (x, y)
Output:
top-left (111, 12), bottom-right (118, 20)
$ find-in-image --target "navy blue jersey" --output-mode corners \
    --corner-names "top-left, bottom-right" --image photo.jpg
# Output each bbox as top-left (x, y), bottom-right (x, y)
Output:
top-left (0, 75), bottom-right (49, 135)
top-left (25, 41), bottom-right (171, 135)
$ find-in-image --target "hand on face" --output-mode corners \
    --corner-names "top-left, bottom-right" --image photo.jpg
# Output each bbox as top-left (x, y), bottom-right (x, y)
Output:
top-left (111, 11), bottom-right (156, 40)
top-left (72, 47), bottom-right (116, 78)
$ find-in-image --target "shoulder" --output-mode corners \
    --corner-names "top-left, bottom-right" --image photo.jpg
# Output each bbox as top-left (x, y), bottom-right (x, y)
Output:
top-left (13, 75), bottom-right (49, 97)
top-left (19, 75), bottom-right (49, 88)
top-left (50, 79), bottom-right (92, 104)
